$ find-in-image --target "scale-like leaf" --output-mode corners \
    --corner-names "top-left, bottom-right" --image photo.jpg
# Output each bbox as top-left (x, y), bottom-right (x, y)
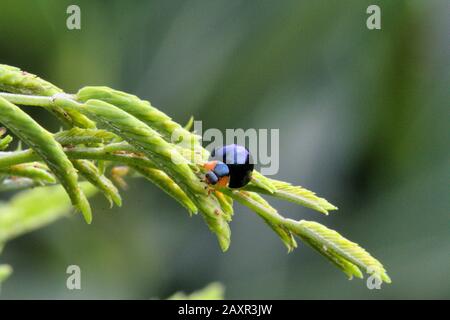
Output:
top-left (72, 160), bottom-right (122, 207)
top-left (250, 171), bottom-right (277, 194)
top-left (245, 178), bottom-right (337, 215)
top-left (0, 65), bottom-right (94, 128)
top-left (0, 162), bottom-right (56, 184)
top-left (214, 191), bottom-right (233, 221)
top-left (54, 127), bottom-right (118, 146)
top-left (287, 219), bottom-right (391, 283)
top-left (0, 127), bottom-right (12, 151)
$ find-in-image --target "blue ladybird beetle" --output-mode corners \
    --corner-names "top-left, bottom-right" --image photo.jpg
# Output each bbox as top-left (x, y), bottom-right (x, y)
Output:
top-left (203, 144), bottom-right (254, 188)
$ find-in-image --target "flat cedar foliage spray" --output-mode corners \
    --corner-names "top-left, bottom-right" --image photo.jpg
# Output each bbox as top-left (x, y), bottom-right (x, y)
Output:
top-left (0, 64), bottom-right (390, 286)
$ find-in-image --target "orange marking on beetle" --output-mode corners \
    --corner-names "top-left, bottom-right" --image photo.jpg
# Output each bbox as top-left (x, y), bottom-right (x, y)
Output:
top-left (216, 175), bottom-right (229, 187)
top-left (203, 161), bottom-right (217, 171)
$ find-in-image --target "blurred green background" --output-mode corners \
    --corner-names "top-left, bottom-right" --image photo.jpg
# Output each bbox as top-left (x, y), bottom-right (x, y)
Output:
top-left (0, 0), bottom-right (448, 299)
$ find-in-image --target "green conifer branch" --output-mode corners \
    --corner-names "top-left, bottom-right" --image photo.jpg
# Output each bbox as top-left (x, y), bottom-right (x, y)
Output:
top-left (0, 64), bottom-right (390, 285)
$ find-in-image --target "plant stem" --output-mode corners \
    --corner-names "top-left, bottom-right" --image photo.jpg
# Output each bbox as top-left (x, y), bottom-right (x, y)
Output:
top-left (0, 144), bottom-right (156, 170)
top-left (0, 92), bottom-right (75, 108)
top-left (0, 150), bottom-right (36, 168)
